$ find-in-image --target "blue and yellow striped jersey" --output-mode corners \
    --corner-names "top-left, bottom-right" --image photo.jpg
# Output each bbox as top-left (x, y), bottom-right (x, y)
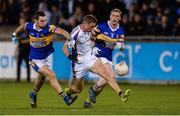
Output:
top-left (25, 22), bottom-right (57, 59)
top-left (94, 21), bottom-right (125, 61)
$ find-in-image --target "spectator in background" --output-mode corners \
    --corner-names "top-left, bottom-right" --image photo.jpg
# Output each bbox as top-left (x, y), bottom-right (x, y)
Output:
top-left (60, 0), bottom-right (80, 19)
top-left (5, 0), bottom-right (21, 25)
top-left (172, 16), bottom-right (180, 36)
top-left (58, 13), bottom-right (75, 33)
top-left (14, 16), bottom-right (30, 82)
top-left (86, 2), bottom-right (97, 17)
top-left (20, 1), bottom-right (32, 22)
top-left (121, 14), bottom-right (131, 35)
top-left (58, 13), bottom-right (69, 32)
top-left (155, 7), bottom-right (162, 25)
top-left (157, 14), bottom-right (172, 36)
top-left (0, 13), bottom-right (4, 25)
top-left (128, 3), bottom-right (138, 22)
top-left (143, 15), bottom-right (158, 35)
top-left (99, 0), bottom-right (114, 22)
top-left (140, 2), bottom-right (153, 24)
top-left (72, 5), bottom-right (83, 25)
top-left (123, 0), bottom-right (137, 10)
top-left (130, 13), bottom-right (144, 35)
top-left (50, 4), bottom-right (61, 25)
top-left (38, 2), bottom-right (51, 23)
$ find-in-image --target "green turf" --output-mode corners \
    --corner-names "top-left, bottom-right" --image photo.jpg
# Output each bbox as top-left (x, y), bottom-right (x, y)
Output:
top-left (0, 82), bottom-right (180, 115)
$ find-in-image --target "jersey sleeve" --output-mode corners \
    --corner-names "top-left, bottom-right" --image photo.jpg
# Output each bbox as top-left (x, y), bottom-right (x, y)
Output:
top-left (94, 24), bottom-right (103, 33)
top-left (119, 27), bottom-right (125, 39)
top-left (49, 25), bottom-right (57, 33)
top-left (24, 22), bottom-right (31, 31)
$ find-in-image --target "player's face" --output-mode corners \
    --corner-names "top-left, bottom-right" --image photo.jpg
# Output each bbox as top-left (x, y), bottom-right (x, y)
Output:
top-left (84, 22), bottom-right (96, 32)
top-left (36, 16), bottom-right (47, 28)
top-left (110, 11), bottom-right (121, 25)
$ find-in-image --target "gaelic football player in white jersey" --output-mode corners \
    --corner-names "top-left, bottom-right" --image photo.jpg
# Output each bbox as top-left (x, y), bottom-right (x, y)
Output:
top-left (83, 9), bottom-right (131, 108)
top-left (62, 14), bottom-right (131, 105)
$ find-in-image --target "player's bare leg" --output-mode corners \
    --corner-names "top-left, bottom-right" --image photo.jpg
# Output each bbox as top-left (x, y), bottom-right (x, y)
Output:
top-left (29, 66), bottom-right (77, 108)
top-left (34, 74), bottom-right (46, 92)
top-left (90, 59), bottom-right (122, 93)
top-left (84, 63), bottom-right (113, 107)
top-left (29, 74), bottom-right (46, 108)
top-left (66, 77), bottom-right (83, 95)
top-left (89, 59), bottom-right (131, 103)
top-left (38, 66), bottom-right (63, 93)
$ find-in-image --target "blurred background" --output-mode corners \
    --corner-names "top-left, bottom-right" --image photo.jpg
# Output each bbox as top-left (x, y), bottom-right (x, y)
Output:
top-left (0, 0), bottom-right (180, 84)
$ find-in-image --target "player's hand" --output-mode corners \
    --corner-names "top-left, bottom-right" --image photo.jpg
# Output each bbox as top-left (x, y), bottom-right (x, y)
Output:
top-left (68, 38), bottom-right (75, 48)
top-left (116, 38), bottom-right (124, 42)
top-left (92, 47), bottom-right (101, 55)
top-left (116, 42), bottom-right (124, 51)
top-left (67, 54), bottom-right (73, 60)
top-left (11, 36), bottom-right (19, 45)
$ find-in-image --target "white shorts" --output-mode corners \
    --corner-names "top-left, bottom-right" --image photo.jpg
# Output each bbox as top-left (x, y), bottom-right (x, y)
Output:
top-left (99, 57), bottom-right (113, 65)
top-left (73, 54), bottom-right (98, 78)
top-left (29, 54), bottom-right (52, 72)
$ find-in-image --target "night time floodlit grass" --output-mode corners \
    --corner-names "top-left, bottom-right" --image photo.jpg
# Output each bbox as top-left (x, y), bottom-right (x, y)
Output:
top-left (0, 82), bottom-right (180, 115)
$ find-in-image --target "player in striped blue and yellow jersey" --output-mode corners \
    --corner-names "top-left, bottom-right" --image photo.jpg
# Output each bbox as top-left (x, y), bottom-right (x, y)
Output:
top-left (12, 11), bottom-right (77, 108)
top-left (84, 9), bottom-right (131, 108)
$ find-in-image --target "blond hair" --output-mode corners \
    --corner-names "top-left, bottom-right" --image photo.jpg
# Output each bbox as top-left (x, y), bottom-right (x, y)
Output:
top-left (111, 8), bottom-right (122, 16)
top-left (83, 14), bottom-right (97, 24)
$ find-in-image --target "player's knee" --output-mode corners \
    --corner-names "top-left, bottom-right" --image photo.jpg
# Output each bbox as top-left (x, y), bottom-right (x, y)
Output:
top-left (104, 72), bottom-right (113, 79)
top-left (49, 72), bottom-right (56, 79)
top-left (110, 73), bottom-right (115, 79)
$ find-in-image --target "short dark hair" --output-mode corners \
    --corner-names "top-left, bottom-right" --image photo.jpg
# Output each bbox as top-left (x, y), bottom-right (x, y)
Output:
top-left (83, 14), bottom-right (97, 24)
top-left (34, 11), bottom-right (46, 20)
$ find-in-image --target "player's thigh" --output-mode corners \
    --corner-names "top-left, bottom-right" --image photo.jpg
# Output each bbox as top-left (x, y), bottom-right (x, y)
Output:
top-left (97, 63), bottom-right (116, 86)
top-left (104, 63), bottom-right (116, 78)
top-left (90, 59), bottom-right (110, 79)
top-left (38, 66), bottom-right (55, 78)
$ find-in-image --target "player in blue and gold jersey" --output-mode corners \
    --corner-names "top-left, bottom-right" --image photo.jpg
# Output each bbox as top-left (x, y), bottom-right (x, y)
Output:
top-left (12, 11), bottom-right (77, 108)
top-left (84, 9), bottom-right (131, 107)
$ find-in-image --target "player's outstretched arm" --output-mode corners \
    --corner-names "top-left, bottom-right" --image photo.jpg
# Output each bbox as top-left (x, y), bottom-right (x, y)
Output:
top-left (14, 24), bottom-right (25, 35)
top-left (62, 40), bottom-right (72, 60)
top-left (62, 40), bottom-right (69, 57)
top-left (12, 23), bottom-right (26, 45)
top-left (54, 27), bottom-right (71, 40)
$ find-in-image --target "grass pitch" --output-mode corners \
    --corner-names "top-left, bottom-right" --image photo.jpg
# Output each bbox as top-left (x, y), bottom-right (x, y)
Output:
top-left (0, 82), bottom-right (180, 115)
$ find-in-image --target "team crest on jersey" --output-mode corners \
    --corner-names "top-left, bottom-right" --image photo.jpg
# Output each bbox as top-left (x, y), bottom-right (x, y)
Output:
top-left (30, 33), bottom-right (34, 36)
top-left (104, 32), bottom-right (109, 35)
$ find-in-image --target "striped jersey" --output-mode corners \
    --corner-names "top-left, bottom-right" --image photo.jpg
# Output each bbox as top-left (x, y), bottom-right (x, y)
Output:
top-left (24, 22), bottom-right (57, 59)
top-left (95, 21), bottom-right (125, 61)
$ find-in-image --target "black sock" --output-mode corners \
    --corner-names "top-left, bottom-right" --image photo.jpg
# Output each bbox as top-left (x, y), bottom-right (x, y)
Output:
top-left (66, 90), bottom-right (71, 96)
top-left (33, 89), bottom-right (38, 95)
top-left (59, 92), bottom-right (66, 99)
top-left (118, 91), bottom-right (123, 96)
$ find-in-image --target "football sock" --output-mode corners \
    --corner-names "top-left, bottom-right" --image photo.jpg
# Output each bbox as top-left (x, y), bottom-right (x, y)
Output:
top-left (66, 88), bottom-right (71, 96)
top-left (92, 83), bottom-right (100, 91)
top-left (85, 96), bottom-right (91, 103)
top-left (118, 91), bottom-right (123, 96)
top-left (59, 92), bottom-right (66, 99)
top-left (33, 89), bottom-right (38, 95)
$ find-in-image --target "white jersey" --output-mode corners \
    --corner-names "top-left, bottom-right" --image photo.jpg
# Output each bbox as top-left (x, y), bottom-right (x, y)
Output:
top-left (70, 25), bottom-right (95, 63)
